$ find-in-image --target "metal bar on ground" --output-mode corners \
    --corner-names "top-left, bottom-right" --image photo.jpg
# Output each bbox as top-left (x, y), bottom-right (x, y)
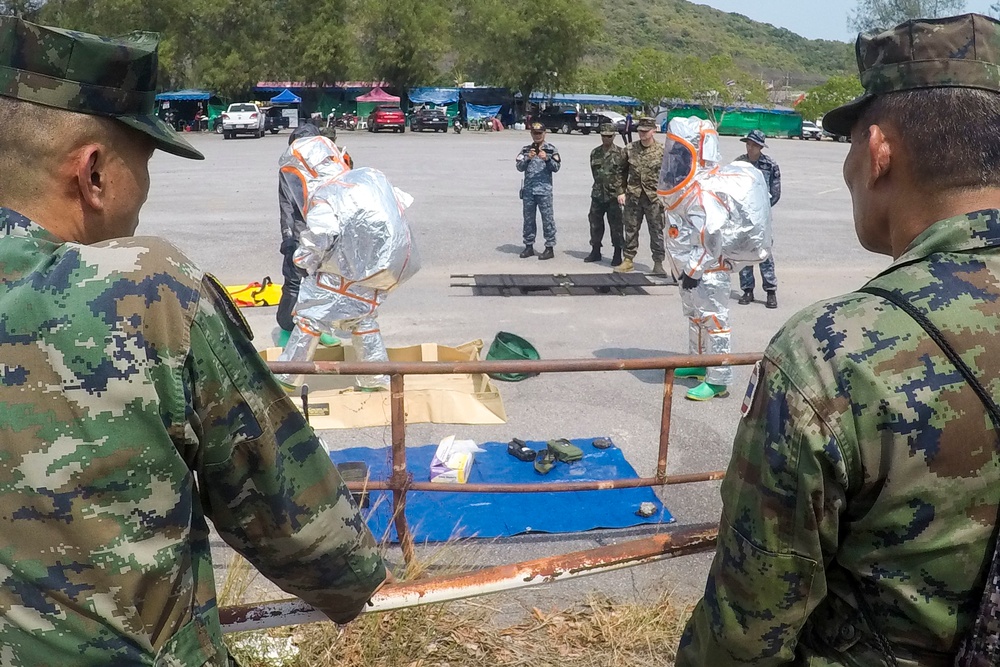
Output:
top-left (343, 471), bottom-right (726, 494)
top-left (657, 368), bottom-right (675, 482)
top-left (218, 523), bottom-right (719, 633)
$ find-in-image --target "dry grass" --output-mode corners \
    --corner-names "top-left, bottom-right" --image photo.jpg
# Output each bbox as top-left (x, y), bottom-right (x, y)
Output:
top-left (227, 590), bottom-right (694, 667)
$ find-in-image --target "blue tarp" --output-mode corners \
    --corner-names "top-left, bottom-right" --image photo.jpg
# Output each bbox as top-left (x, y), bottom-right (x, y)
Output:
top-left (529, 92), bottom-right (643, 108)
top-left (409, 87), bottom-right (459, 105)
top-left (270, 89), bottom-right (301, 105)
top-left (466, 103), bottom-right (502, 120)
top-left (330, 438), bottom-right (673, 543)
top-left (155, 89), bottom-right (214, 102)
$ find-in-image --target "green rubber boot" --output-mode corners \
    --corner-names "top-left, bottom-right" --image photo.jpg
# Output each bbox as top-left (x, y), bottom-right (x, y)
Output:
top-left (674, 366), bottom-right (706, 380)
top-left (686, 382), bottom-right (729, 401)
top-left (319, 333), bottom-right (341, 347)
top-left (276, 328), bottom-right (292, 347)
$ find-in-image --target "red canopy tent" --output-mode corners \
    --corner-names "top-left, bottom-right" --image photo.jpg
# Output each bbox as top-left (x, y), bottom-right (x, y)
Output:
top-left (355, 87), bottom-right (400, 104)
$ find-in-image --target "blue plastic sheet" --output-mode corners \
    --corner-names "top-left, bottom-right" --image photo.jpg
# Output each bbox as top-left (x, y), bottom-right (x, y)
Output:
top-left (465, 103), bottom-right (503, 120)
top-left (409, 87), bottom-right (459, 105)
top-left (330, 438), bottom-right (673, 543)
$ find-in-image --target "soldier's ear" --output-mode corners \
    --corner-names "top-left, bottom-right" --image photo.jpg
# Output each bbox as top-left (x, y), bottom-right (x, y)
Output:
top-left (866, 124), bottom-right (892, 189)
top-left (73, 143), bottom-right (108, 214)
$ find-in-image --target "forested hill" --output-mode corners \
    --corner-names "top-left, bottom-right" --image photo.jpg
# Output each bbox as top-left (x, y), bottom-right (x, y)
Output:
top-left (594, 0), bottom-right (855, 86)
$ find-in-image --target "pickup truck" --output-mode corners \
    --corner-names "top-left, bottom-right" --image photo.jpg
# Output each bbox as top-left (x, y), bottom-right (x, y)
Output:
top-left (532, 107), bottom-right (602, 135)
top-left (262, 106), bottom-right (290, 134)
top-left (221, 103), bottom-right (265, 139)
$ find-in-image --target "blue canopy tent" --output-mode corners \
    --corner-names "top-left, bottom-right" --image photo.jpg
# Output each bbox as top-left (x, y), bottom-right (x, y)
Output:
top-left (155, 89), bottom-right (214, 102)
top-left (527, 92), bottom-right (643, 108)
top-left (270, 88), bottom-right (302, 105)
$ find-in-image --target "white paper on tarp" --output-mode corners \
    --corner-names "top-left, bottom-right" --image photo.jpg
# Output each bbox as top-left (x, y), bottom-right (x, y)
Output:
top-left (430, 435), bottom-right (484, 484)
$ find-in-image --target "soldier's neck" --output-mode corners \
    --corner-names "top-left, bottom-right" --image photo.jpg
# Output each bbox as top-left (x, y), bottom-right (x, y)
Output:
top-left (888, 186), bottom-right (1000, 258)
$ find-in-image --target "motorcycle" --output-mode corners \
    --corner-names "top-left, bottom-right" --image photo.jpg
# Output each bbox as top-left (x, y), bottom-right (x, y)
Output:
top-left (334, 113), bottom-right (358, 131)
top-left (453, 119), bottom-right (463, 134)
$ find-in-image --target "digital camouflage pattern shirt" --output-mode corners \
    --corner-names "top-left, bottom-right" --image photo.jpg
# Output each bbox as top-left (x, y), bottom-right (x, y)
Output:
top-left (515, 140), bottom-right (561, 196)
top-left (0, 208), bottom-right (386, 666)
top-left (590, 143), bottom-right (626, 202)
top-left (678, 209), bottom-right (1000, 666)
top-left (623, 139), bottom-right (664, 201)
top-left (736, 152), bottom-right (782, 207)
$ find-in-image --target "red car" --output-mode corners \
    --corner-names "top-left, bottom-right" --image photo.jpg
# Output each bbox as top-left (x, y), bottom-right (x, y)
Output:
top-left (367, 106), bottom-right (406, 133)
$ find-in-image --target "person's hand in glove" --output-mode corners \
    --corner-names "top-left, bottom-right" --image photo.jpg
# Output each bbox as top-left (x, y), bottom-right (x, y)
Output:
top-left (280, 237), bottom-right (297, 256)
top-left (680, 274), bottom-right (699, 290)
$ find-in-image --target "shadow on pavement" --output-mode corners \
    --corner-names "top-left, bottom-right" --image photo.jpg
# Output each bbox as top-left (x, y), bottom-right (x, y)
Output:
top-left (593, 347), bottom-right (693, 386)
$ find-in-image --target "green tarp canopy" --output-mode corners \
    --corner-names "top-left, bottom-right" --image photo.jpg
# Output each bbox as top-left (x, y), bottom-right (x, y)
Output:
top-left (663, 105), bottom-right (802, 138)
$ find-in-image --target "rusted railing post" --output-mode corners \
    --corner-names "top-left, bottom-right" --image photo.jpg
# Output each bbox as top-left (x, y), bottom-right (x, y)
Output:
top-left (389, 372), bottom-right (416, 566)
top-left (657, 368), bottom-right (675, 483)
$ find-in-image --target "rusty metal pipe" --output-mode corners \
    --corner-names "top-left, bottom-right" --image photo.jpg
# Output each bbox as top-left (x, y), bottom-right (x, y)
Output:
top-left (389, 373), bottom-right (416, 566)
top-left (266, 353), bottom-right (761, 377)
top-left (343, 472), bottom-right (724, 494)
top-left (219, 523), bottom-right (719, 633)
top-left (657, 368), bottom-right (675, 482)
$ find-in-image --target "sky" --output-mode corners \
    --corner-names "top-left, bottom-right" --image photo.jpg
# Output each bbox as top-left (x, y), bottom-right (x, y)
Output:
top-left (693, 1), bottom-right (998, 42)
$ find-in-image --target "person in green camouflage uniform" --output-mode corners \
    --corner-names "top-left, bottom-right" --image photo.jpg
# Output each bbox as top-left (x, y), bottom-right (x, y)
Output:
top-left (678, 13), bottom-right (1000, 666)
top-left (615, 116), bottom-right (667, 275)
top-left (585, 122), bottom-right (626, 266)
top-left (0, 17), bottom-right (387, 666)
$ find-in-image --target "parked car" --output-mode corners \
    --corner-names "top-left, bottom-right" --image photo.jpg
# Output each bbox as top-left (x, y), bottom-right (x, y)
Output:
top-left (800, 120), bottom-right (823, 140)
top-left (262, 106), bottom-right (290, 134)
top-left (368, 106), bottom-right (407, 133)
top-left (221, 103), bottom-right (265, 139)
top-left (594, 109), bottom-right (627, 134)
top-left (532, 106), bottom-right (602, 135)
top-left (410, 108), bottom-right (449, 132)
top-left (822, 126), bottom-right (850, 143)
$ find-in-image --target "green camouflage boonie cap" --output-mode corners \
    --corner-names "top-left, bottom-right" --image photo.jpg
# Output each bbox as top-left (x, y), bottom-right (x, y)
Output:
top-left (636, 116), bottom-right (656, 130)
top-left (824, 13), bottom-right (1000, 137)
top-left (599, 122), bottom-right (616, 136)
top-left (0, 16), bottom-right (203, 160)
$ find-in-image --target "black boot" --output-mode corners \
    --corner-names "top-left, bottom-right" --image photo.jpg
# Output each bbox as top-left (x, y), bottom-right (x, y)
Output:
top-left (611, 247), bottom-right (622, 267)
top-left (519, 244), bottom-right (535, 258)
top-left (537, 246), bottom-right (554, 260)
top-left (738, 289), bottom-right (754, 305)
top-left (765, 291), bottom-right (778, 309)
top-left (583, 247), bottom-right (601, 263)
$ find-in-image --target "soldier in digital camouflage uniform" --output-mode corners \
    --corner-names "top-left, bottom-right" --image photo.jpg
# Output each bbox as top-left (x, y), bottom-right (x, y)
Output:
top-left (0, 16), bottom-right (387, 666)
top-left (736, 128), bottom-right (781, 309)
top-left (585, 122), bottom-right (626, 266)
top-left (515, 120), bottom-right (561, 260)
top-left (615, 116), bottom-right (668, 275)
top-left (678, 13), bottom-right (1000, 666)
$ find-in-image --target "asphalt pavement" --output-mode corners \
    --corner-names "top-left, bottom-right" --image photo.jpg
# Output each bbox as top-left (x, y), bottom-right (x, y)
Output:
top-left (140, 126), bottom-right (886, 620)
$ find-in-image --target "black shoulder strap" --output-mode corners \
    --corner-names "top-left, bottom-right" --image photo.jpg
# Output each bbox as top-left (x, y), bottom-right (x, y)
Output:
top-left (859, 285), bottom-right (1000, 667)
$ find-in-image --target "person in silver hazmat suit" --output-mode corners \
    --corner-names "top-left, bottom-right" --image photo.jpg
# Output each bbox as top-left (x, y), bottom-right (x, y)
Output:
top-left (275, 136), bottom-right (420, 390)
top-left (658, 117), bottom-right (772, 401)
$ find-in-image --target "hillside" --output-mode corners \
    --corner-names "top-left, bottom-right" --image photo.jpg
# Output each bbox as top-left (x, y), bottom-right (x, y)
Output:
top-left (593, 0), bottom-right (855, 87)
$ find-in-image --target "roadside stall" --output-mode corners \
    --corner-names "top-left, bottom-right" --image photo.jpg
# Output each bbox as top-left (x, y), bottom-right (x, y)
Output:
top-left (269, 88), bottom-right (301, 129)
top-left (155, 89), bottom-right (225, 132)
top-left (408, 87), bottom-right (460, 120)
top-left (355, 87), bottom-right (401, 128)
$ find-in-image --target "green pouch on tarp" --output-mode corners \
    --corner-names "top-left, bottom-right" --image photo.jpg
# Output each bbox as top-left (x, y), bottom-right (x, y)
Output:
top-left (547, 438), bottom-right (583, 463)
top-left (486, 331), bottom-right (540, 382)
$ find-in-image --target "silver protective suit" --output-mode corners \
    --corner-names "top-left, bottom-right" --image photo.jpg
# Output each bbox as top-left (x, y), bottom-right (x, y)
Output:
top-left (657, 117), bottom-right (769, 387)
top-left (276, 158), bottom-right (419, 390)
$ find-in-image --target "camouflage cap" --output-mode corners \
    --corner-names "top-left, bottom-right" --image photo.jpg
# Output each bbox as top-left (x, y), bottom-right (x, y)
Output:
top-left (636, 116), bottom-right (656, 130)
top-left (740, 129), bottom-right (766, 147)
top-left (599, 122), bottom-right (616, 136)
top-left (824, 13), bottom-right (1000, 137)
top-left (0, 16), bottom-right (203, 160)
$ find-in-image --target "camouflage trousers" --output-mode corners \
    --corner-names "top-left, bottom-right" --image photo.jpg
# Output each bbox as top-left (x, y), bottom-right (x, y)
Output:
top-left (738, 255), bottom-right (777, 292)
top-left (680, 271), bottom-right (733, 386)
top-left (522, 193), bottom-right (556, 248)
top-left (623, 194), bottom-right (665, 262)
top-left (588, 197), bottom-right (624, 250)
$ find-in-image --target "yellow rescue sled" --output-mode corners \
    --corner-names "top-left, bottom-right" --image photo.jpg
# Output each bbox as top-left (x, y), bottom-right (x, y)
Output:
top-left (225, 277), bottom-right (282, 307)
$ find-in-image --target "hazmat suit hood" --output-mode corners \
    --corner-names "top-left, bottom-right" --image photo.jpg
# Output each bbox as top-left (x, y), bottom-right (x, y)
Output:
top-left (657, 117), bottom-right (720, 209)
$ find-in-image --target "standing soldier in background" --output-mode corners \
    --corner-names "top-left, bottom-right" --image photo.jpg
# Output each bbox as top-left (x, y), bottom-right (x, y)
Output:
top-left (515, 121), bottom-right (561, 260)
top-left (736, 129), bottom-right (781, 308)
top-left (585, 122), bottom-right (626, 266)
top-left (0, 16), bottom-right (387, 665)
top-left (615, 117), bottom-right (668, 275)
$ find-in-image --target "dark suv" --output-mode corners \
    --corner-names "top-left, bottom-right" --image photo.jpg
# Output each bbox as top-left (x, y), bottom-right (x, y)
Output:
top-left (410, 108), bottom-right (449, 132)
top-left (532, 107), bottom-right (601, 135)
